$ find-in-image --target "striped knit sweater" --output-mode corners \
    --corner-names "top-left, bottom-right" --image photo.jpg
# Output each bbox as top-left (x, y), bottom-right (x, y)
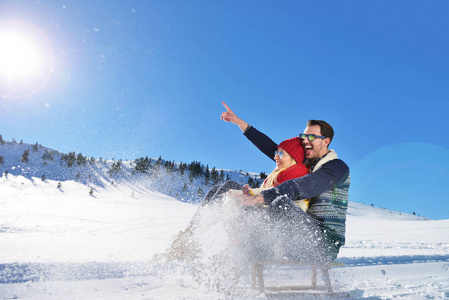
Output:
top-left (304, 150), bottom-right (350, 245)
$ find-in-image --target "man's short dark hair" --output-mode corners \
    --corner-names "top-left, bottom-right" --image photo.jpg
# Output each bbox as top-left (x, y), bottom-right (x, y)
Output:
top-left (307, 120), bottom-right (334, 144)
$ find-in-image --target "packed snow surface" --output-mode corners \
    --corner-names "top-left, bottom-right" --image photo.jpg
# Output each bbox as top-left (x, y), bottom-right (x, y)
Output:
top-left (1, 174), bottom-right (449, 299)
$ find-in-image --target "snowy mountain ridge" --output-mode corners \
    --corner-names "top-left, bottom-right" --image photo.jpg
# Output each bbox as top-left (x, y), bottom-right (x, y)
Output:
top-left (0, 139), bottom-right (261, 204)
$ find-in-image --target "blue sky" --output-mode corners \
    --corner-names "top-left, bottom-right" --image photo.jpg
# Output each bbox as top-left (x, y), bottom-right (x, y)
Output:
top-left (1, 1), bottom-right (448, 219)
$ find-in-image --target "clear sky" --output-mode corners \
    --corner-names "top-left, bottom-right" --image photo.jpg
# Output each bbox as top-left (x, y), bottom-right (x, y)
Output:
top-left (1, 1), bottom-right (448, 219)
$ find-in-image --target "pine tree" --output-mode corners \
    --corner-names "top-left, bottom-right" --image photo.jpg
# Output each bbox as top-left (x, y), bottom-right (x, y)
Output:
top-left (76, 153), bottom-right (87, 165)
top-left (211, 167), bottom-right (220, 185)
top-left (42, 150), bottom-right (54, 160)
top-left (164, 160), bottom-right (175, 172)
top-left (150, 159), bottom-right (160, 178)
top-left (21, 149), bottom-right (30, 163)
top-left (0, 155), bottom-right (4, 165)
top-left (205, 164), bottom-right (210, 185)
top-left (133, 157), bottom-right (151, 174)
top-left (247, 177), bottom-right (255, 188)
top-left (108, 160), bottom-right (122, 176)
top-left (0, 135), bottom-right (5, 145)
top-left (188, 161), bottom-right (204, 178)
top-left (179, 162), bottom-right (186, 175)
top-left (189, 171), bottom-right (194, 184)
top-left (62, 152), bottom-right (76, 167)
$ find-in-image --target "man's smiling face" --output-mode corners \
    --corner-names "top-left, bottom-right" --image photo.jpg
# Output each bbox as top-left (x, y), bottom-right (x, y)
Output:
top-left (302, 125), bottom-right (330, 160)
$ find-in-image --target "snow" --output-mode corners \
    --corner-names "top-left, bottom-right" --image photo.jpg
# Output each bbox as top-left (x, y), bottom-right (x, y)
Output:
top-left (0, 176), bottom-right (195, 263)
top-left (1, 175), bottom-right (448, 299)
top-left (1, 142), bottom-right (449, 299)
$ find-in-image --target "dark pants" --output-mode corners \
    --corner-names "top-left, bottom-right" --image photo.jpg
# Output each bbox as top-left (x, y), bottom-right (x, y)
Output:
top-left (198, 181), bottom-right (339, 263)
top-left (265, 195), bottom-right (340, 263)
top-left (189, 181), bottom-right (243, 227)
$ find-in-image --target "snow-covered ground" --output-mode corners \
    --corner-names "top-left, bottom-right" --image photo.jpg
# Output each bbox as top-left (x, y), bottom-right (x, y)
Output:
top-left (1, 174), bottom-right (449, 299)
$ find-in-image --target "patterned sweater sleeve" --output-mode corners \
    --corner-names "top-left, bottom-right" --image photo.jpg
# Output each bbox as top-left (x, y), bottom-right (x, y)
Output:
top-left (261, 159), bottom-right (349, 204)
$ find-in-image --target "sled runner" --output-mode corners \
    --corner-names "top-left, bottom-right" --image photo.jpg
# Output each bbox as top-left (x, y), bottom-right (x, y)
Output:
top-left (251, 260), bottom-right (349, 297)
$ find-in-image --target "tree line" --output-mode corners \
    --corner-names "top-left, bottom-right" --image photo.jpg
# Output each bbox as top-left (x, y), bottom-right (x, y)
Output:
top-left (1, 135), bottom-right (264, 189)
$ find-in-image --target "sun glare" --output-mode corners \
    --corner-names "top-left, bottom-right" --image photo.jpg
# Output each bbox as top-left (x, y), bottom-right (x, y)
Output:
top-left (0, 21), bottom-right (54, 99)
top-left (0, 32), bottom-right (43, 79)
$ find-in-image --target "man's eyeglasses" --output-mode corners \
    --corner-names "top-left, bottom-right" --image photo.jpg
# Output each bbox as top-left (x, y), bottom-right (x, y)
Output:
top-left (274, 150), bottom-right (288, 159)
top-left (299, 133), bottom-right (327, 142)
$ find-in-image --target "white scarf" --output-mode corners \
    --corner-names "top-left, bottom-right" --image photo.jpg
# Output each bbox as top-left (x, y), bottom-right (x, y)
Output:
top-left (311, 149), bottom-right (338, 173)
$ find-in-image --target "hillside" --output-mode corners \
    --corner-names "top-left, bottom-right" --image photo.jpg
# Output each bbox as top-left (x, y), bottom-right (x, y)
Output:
top-left (0, 139), bottom-right (262, 203)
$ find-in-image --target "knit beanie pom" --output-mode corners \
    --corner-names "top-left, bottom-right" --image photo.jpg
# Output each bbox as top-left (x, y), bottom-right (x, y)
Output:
top-left (278, 137), bottom-right (304, 164)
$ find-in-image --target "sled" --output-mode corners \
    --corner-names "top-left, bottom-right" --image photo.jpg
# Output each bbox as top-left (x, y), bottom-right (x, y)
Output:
top-left (251, 260), bottom-right (349, 297)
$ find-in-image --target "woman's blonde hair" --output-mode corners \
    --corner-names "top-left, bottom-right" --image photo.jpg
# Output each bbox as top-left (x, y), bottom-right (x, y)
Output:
top-left (262, 155), bottom-right (297, 188)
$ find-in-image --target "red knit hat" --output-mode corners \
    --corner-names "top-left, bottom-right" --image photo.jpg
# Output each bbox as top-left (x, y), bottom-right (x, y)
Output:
top-left (278, 137), bottom-right (304, 164)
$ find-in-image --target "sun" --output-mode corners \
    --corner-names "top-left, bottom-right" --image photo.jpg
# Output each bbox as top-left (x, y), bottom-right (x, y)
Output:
top-left (0, 31), bottom-right (43, 79)
top-left (0, 21), bottom-right (54, 99)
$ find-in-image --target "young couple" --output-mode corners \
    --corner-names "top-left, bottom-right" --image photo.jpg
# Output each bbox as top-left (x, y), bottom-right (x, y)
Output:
top-left (216, 101), bottom-right (350, 263)
top-left (170, 101), bottom-right (350, 264)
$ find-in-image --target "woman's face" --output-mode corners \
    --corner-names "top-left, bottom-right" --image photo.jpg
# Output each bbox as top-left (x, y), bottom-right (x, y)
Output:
top-left (274, 147), bottom-right (294, 170)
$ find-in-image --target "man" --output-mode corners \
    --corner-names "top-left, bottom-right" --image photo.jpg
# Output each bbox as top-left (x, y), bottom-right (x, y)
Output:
top-left (221, 102), bottom-right (350, 262)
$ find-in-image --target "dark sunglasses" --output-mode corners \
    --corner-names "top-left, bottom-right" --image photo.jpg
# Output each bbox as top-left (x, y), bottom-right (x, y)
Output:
top-left (274, 150), bottom-right (288, 159)
top-left (299, 133), bottom-right (327, 142)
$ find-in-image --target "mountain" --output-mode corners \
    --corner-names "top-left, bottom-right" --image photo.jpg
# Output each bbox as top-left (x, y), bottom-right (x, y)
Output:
top-left (0, 139), bottom-right (262, 203)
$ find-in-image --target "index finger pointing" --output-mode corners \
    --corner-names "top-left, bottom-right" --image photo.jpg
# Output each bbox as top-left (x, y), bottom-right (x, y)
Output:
top-left (221, 101), bottom-right (232, 113)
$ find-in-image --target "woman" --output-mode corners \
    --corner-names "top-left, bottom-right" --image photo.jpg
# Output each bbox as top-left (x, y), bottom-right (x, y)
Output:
top-left (227, 136), bottom-right (309, 210)
top-left (262, 137), bottom-right (308, 189)
top-left (200, 135), bottom-right (308, 204)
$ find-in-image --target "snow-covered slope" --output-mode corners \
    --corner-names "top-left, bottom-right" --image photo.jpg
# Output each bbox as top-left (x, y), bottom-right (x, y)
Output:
top-left (0, 140), bottom-right (261, 203)
top-left (1, 141), bottom-right (449, 299)
top-left (0, 174), bottom-right (196, 264)
top-left (1, 173), bottom-right (448, 299)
